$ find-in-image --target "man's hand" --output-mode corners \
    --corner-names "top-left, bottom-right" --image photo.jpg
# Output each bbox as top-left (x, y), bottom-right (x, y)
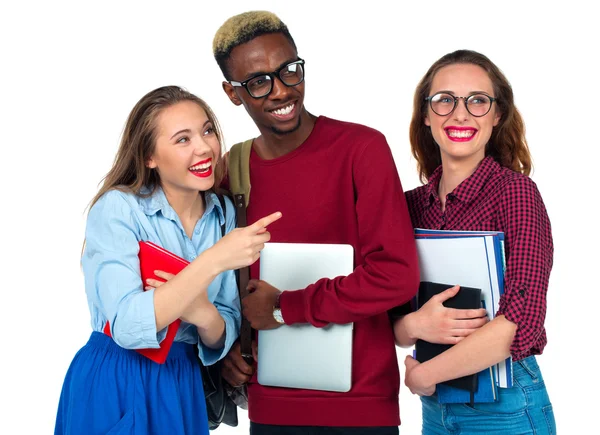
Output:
top-left (242, 279), bottom-right (283, 330)
top-left (221, 341), bottom-right (255, 387)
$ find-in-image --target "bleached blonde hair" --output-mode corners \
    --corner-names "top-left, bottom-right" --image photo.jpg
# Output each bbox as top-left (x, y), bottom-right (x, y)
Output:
top-left (213, 11), bottom-right (297, 80)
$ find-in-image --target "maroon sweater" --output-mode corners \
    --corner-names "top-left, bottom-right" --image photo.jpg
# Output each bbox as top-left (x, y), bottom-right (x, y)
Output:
top-left (242, 116), bottom-right (419, 427)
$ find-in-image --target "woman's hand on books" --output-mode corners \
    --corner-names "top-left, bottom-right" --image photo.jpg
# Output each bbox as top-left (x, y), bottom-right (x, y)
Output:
top-left (146, 270), bottom-right (213, 325)
top-left (404, 356), bottom-right (435, 397)
top-left (210, 211), bottom-right (282, 272)
top-left (409, 285), bottom-right (488, 345)
top-left (144, 270), bottom-right (174, 291)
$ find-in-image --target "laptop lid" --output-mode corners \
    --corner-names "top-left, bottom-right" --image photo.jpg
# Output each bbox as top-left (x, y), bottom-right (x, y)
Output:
top-left (257, 242), bottom-right (354, 392)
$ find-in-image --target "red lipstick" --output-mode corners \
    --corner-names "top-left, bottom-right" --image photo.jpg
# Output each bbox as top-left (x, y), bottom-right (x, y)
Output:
top-left (189, 158), bottom-right (213, 178)
top-left (445, 126), bottom-right (477, 142)
top-left (191, 158), bottom-right (211, 167)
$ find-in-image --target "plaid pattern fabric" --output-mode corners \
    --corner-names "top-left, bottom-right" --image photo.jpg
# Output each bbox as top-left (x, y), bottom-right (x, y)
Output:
top-left (406, 156), bottom-right (553, 360)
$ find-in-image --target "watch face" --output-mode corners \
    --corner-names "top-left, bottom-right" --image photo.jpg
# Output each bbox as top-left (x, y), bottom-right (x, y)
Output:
top-left (273, 308), bottom-right (285, 324)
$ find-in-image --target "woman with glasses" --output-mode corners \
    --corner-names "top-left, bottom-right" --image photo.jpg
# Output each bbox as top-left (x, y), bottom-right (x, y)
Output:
top-left (393, 50), bottom-right (556, 434)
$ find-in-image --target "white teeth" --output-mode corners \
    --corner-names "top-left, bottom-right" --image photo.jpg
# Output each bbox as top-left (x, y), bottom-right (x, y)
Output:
top-left (448, 130), bottom-right (475, 138)
top-left (189, 162), bottom-right (211, 171)
top-left (272, 103), bottom-right (294, 116)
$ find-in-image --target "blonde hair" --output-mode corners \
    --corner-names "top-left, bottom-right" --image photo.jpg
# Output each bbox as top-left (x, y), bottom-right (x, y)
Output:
top-left (88, 86), bottom-right (225, 211)
top-left (213, 10), bottom-right (296, 80)
top-left (81, 86), bottom-right (225, 257)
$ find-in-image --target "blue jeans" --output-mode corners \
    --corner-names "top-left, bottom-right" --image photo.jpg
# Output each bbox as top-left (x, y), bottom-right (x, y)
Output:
top-left (421, 356), bottom-right (556, 434)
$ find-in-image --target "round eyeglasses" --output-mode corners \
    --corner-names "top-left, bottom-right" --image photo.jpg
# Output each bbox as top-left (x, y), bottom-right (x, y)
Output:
top-left (229, 58), bottom-right (305, 99)
top-left (425, 92), bottom-right (497, 117)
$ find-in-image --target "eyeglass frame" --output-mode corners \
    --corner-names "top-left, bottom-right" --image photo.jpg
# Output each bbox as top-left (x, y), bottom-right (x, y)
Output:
top-left (425, 92), bottom-right (497, 117)
top-left (229, 58), bottom-right (306, 99)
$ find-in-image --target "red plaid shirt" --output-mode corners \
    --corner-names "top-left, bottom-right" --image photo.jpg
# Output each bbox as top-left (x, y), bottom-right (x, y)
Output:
top-left (405, 156), bottom-right (553, 360)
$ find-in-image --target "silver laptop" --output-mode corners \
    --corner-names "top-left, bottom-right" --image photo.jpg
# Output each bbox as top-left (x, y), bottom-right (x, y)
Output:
top-left (257, 242), bottom-right (354, 392)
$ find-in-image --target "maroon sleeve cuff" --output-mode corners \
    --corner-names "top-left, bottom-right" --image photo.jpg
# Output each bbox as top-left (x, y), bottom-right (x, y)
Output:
top-left (279, 290), bottom-right (306, 325)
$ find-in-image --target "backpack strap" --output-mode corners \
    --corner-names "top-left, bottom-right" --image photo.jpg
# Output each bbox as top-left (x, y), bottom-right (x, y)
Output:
top-left (216, 194), bottom-right (227, 238)
top-left (227, 139), bottom-right (254, 365)
top-left (228, 139), bottom-right (253, 208)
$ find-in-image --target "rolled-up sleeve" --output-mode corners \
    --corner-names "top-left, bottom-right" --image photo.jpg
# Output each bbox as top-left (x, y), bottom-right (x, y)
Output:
top-left (496, 177), bottom-right (553, 359)
top-left (197, 195), bottom-right (241, 365)
top-left (83, 190), bottom-right (165, 349)
top-left (198, 269), bottom-right (241, 365)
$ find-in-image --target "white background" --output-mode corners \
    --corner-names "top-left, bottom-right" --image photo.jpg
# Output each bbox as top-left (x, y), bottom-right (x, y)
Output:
top-left (1, 0), bottom-right (598, 433)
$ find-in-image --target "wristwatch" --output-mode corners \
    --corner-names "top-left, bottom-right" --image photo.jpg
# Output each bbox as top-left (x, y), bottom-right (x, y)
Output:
top-left (273, 292), bottom-right (285, 325)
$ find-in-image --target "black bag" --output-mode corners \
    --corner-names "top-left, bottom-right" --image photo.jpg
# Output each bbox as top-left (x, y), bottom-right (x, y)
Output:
top-left (200, 359), bottom-right (246, 430)
top-left (197, 193), bottom-right (252, 430)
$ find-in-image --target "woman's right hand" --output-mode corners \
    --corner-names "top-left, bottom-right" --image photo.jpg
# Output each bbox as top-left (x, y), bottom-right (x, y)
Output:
top-left (410, 285), bottom-right (489, 345)
top-left (209, 211), bottom-right (282, 273)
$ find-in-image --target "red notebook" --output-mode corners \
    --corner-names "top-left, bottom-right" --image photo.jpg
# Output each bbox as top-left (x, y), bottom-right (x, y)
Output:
top-left (103, 241), bottom-right (190, 364)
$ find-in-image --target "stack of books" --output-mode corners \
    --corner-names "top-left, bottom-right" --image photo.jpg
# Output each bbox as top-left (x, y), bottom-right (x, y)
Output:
top-left (414, 229), bottom-right (512, 404)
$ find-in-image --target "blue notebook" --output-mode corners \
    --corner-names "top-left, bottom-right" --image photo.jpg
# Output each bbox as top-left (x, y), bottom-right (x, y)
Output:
top-left (414, 229), bottom-right (513, 390)
top-left (436, 366), bottom-right (498, 404)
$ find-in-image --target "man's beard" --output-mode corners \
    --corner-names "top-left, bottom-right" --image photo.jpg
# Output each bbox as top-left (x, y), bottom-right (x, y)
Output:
top-left (270, 115), bottom-right (302, 135)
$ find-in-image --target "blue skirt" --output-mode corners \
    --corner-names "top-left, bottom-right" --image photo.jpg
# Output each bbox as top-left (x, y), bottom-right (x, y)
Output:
top-left (55, 332), bottom-right (209, 435)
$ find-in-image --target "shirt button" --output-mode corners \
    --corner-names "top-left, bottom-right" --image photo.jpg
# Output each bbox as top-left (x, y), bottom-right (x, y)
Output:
top-left (519, 289), bottom-right (525, 296)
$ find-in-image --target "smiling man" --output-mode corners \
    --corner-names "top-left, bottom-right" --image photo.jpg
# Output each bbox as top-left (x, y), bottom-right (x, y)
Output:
top-left (212, 11), bottom-right (419, 435)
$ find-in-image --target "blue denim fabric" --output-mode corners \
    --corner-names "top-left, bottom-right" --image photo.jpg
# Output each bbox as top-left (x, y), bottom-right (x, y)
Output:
top-left (82, 187), bottom-right (240, 365)
top-left (421, 356), bottom-right (556, 434)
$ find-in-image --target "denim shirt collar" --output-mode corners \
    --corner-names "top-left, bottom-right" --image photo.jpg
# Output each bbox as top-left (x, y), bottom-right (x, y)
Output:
top-left (138, 186), bottom-right (225, 227)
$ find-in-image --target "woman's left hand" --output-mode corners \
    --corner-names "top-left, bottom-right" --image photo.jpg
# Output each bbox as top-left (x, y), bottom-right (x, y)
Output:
top-left (146, 270), bottom-right (211, 325)
top-left (144, 270), bottom-right (174, 290)
top-left (404, 356), bottom-right (436, 397)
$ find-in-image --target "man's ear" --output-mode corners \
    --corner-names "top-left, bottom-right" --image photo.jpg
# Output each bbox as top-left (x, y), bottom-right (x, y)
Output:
top-left (222, 81), bottom-right (243, 106)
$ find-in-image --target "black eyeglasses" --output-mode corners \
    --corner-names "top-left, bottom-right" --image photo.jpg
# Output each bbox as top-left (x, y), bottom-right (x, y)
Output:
top-left (229, 58), bottom-right (305, 99)
top-left (425, 92), bottom-right (497, 117)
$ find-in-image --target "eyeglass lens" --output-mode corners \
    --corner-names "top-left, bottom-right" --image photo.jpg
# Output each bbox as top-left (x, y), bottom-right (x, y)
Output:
top-left (430, 93), bottom-right (493, 117)
top-left (247, 62), bottom-right (304, 98)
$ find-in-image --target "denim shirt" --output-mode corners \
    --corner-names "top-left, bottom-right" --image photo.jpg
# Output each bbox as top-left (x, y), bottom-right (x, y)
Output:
top-left (82, 186), bottom-right (240, 365)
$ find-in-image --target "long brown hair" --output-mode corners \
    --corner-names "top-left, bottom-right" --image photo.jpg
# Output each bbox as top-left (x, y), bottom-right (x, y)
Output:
top-left (88, 86), bottom-right (226, 211)
top-left (409, 50), bottom-right (532, 183)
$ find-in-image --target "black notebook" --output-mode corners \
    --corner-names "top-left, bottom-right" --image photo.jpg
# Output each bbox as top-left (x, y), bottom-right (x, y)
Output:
top-left (415, 281), bottom-right (482, 392)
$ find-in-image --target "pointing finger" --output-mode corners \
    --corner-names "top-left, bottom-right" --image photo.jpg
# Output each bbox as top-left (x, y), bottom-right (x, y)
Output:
top-left (248, 212), bottom-right (282, 233)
